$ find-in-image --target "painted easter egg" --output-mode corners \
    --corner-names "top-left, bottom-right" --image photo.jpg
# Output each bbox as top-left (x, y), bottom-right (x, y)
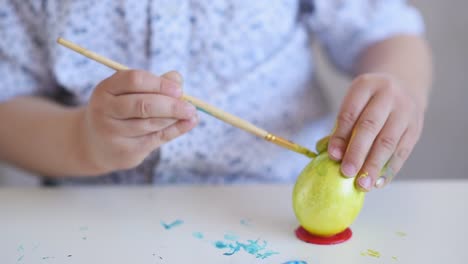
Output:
top-left (292, 148), bottom-right (365, 237)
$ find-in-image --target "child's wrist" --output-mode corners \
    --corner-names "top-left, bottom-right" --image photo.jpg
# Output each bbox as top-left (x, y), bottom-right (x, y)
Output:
top-left (73, 107), bottom-right (107, 176)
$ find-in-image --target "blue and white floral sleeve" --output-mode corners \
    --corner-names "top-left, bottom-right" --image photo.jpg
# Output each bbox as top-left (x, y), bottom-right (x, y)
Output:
top-left (0, 1), bottom-right (54, 103)
top-left (304, 0), bottom-right (425, 73)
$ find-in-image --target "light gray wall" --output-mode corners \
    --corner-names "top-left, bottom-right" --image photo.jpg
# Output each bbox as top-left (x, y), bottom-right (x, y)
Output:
top-left (1, 0), bottom-right (467, 185)
top-left (408, 0), bottom-right (468, 179)
top-left (315, 0), bottom-right (468, 180)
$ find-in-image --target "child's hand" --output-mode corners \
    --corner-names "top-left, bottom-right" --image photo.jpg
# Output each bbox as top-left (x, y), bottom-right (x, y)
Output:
top-left (79, 70), bottom-right (198, 174)
top-left (328, 73), bottom-right (424, 191)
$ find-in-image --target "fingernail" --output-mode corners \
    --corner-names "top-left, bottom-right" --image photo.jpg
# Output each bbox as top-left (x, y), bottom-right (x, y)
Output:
top-left (163, 71), bottom-right (183, 85)
top-left (358, 173), bottom-right (372, 191)
top-left (341, 163), bottom-right (357, 177)
top-left (330, 146), bottom-right (343, 160)
top-left (170, 71), bottom-right (184, 85)
top-left (184, 103), bottom-right (197, 116)
top-left (375, 176), bottom-right (386, 189)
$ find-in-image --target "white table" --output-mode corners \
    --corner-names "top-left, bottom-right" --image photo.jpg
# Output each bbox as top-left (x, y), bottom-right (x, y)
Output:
top-left (1, 180), bottom-right (467, 264)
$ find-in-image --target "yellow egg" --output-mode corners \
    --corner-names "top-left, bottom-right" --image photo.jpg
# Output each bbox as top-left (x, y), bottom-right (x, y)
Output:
top-left (292, 152), bottom-right (366, 237)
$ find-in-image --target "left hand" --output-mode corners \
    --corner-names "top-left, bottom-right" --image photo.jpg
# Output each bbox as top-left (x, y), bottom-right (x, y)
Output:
top-left (328, 73), bottom-right (425, 191)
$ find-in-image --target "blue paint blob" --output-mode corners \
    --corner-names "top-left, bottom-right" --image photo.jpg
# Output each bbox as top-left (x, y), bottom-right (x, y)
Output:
top-left (214, 238), bottom-right (279, 259)
top-left (242, 239), bottom-right (266, 254)
top-left (215, 241), bottom-right (228, 249)
top-left (282, 261), bottom-right (308, 264)
top-left (224, 233), bottom-right (238, 241)
top-left (161, 220), bottom-right (184, 230)
top-left (17, 245), bottom-right (24, 252)
top-left (192, 232), bottom-right (204, 239)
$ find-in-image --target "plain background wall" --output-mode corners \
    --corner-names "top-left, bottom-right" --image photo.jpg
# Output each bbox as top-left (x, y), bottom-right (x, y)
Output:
top-left (1, 0), bottom-right (467, 185)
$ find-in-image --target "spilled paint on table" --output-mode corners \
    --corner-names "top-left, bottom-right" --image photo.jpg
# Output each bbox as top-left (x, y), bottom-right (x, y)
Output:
top-left (17, 245), bottom-right (25, 262)
top-left (192, 232), bottom-right (204, 239)
top-left (16, 243), bottom-right (40, 263)
top-left (80, 226), bottom-right (89, 241)
top-left (224, 232), bottom-right (238, 241)
top-left (395, 231), bottom-right (407, 237)
top-left (152, 253), bottom-right (163, 260)
top-left (215, 241), bottom-right (228, 249)
top-left (161, 219), bottom-right (184, 230)
top-left (361, 249), bottom-right (381, 258)
top-left (214, 239), bottom-right (279, 259)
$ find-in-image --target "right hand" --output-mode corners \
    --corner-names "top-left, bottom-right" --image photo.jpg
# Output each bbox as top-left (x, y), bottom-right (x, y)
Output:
top-left (79, 70), bottom-right (198, 174)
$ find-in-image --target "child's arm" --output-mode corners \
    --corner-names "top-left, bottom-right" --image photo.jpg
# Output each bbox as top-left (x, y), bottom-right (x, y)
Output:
top-left (328, 35), bottom-right (432, 190)
top-left (0, 96), bottom-right (90, 176)
top-left (355, 35), bottom-right (431, 109)
top-left (0, 71), bottom-right (198, 177)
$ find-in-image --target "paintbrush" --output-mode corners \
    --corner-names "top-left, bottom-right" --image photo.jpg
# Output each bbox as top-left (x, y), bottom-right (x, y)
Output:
top-left (56, 37), bottom-right (317, 158)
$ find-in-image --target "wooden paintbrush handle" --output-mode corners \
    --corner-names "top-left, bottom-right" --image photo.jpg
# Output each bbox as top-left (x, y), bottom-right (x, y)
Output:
top-left (56, 37), bottom-right (317, 158)
top-left (182, 94), bottom-right (268, 138)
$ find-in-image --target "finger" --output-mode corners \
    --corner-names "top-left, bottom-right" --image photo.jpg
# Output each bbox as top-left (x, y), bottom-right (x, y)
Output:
top-left (328, 77), bottom-right (376, 161)
top-left (109, 117), bottom-right (178, 137)
top-left (341, 90), bottom-right (393, 178)
top-left (107, 93), bottom-right (196, 119)
top-left (356, 111), bottom-right (408, 191)
top-left (100, 70), bottom-right (182, 98)
top-left (162, 70), bottom-right (184, 86)
top-left (375, 124), bottom-right (420, 189)
top-left (142, 115), bottom-right (199, 148)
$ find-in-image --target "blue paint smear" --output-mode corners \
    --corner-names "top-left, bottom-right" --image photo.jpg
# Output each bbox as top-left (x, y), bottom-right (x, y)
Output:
top-left (17, 255), bottom-right (24, 262)
top-left (214, 239), bottom-right (279, 259)
top-left (17, 245), bottom-right (24, 252)
top-left (195, 106), bottom-right (210, 115)
top-left (223, 243), bottom-right (241, 256)
top-left (282, 261), bottom-right (308, 264)
top-left (192, 232), bottom-right (204, 239)
top-left (224, 233), bottom-right (238, 241)
top-left (161, 219), bottom-right (184, 230)
top-left (215, 241), bottom-right (228, 249)
top-left (261, 251), bottom-right (280, 259)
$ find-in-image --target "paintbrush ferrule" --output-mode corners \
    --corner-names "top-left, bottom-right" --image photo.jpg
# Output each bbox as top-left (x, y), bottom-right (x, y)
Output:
top-left (264, 134), bottom-right (317, 158)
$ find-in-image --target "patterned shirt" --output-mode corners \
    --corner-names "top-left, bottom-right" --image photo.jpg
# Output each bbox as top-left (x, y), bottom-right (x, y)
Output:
top-left (0, 0), bottom-right (424, 185)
